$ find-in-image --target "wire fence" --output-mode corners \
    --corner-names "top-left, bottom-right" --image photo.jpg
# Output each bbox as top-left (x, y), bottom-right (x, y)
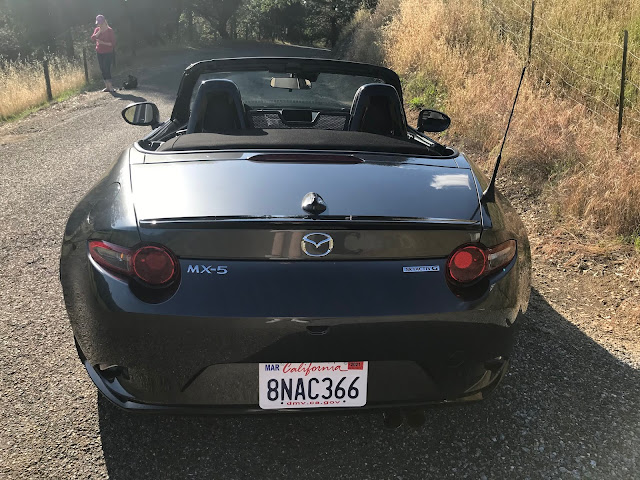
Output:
top-left (0, 49), bottom-right (100, 121)
top-left (481, 0), bottom-right (640, 145)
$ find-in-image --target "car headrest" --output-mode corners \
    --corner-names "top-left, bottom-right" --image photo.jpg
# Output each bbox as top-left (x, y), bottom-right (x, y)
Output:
top-left (187, 79), bottom-right (247, 134)
top-left (349, 83), bottom-right (407, 139)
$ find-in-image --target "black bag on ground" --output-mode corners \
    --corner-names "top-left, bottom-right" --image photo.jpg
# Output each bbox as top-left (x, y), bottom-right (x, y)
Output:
top-left (122, 75), bottom-right (138, 90)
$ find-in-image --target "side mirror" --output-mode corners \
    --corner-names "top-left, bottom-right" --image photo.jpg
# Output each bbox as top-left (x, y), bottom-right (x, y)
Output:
top-left (417, 109), bottom-right (451, 133)
top-left (121, 102), bottom-right (160, 128)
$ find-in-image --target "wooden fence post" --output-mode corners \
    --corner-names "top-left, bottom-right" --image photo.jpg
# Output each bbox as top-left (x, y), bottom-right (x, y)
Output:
top-left (617, 30), bottom-right (628, 149)
top-left (83, 47), bottom-right (89, 83)
top-left (43, 59), bottom-right (53, 101)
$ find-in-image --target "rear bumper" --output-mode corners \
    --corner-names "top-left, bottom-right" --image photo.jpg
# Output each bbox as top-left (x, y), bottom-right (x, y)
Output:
top-left (63, 253), bottom-right (525, 413)
top-left (73, 314), bottom-right (517, 412)
top-left (81, 351), bottom-right (511, 414)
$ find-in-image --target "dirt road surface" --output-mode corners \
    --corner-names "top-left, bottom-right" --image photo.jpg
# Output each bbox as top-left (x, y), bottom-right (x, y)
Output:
top-left (1, 43), bottom-right (638, 479)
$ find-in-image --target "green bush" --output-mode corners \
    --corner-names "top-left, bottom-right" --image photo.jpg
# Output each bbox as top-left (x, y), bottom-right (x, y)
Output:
top-left (402, 73), bottom-right (446, 111)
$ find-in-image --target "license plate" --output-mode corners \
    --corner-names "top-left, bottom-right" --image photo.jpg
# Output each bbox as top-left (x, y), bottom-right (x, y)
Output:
top-left (259, 362), bottom-right (368, 409)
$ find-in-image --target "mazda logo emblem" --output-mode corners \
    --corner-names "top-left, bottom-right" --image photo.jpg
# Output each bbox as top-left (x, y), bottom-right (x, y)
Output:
top-left (301, 233), bottom-right (334, 257)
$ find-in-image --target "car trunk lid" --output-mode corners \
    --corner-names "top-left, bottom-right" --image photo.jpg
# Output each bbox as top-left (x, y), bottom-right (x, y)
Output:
top-left (131, 158), bottom-right (482, 259)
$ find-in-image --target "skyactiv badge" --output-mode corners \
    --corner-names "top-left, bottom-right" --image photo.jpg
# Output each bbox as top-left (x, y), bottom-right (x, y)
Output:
top-left (402, 266), bottom-right (440, 273)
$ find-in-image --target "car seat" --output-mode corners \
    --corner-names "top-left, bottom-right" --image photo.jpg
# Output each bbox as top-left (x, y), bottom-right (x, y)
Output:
top-left (187, 79), bottom-right (247, 134)
top-left (348, 83), bottom-right (407, 139)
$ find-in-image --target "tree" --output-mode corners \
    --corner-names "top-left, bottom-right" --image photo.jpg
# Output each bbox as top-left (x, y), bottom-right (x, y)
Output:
top-left (5, 0), bottom-right (69, 54)
top-left (246, 0), bottom-right (309, 43)
top-left (306, 0), bottom-right (363, 47)
top-left (0, 0), bottom-right (368, 59)
top-left (187, 0), bottom-right (242, 39)
top-left (0, 0), bottom-right (23, 59)
top-left (237, 0), bottom-right (364, 46)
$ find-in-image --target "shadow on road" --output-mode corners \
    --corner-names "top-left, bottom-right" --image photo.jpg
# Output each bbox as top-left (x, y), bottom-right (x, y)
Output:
top-left (97, 299), bottom-right (639, 478)
top-left (109, 91), bottom-right (148, 104)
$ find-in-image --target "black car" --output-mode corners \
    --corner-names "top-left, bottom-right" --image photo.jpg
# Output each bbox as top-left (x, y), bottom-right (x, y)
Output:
top-left (60, 57), bottom-right (531, 413)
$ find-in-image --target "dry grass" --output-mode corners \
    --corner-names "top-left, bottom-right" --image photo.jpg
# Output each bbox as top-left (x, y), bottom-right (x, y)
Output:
top-left (344, 0), bottom-right (640, 239)
top-left (0, 56), bottom-right (95, 121)
top-left (485, 0), bottom-right (640, 120)
top-left (0, 43), bottom-right (184, 122)
top-left (338, 0), bottom-right (400, 64)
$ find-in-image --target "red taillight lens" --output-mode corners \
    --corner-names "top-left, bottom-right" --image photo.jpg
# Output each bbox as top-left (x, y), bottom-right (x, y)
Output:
top-left (88, 241), bottom-right (178, 286)
top-left (132, 246), bottom-right (177, 286)
top-left (447, 245), bottom-right (487, 283)
top-left (446, 240), bottom-right (517, 285)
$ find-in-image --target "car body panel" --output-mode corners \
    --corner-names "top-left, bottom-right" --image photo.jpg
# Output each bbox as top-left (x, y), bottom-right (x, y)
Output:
top-left (60, 57), bottom-right (531, 413)
top-left (65, 253), bottom-right (521, 409)
top-left (137, 228), bottom-right (481, 260)
top-left (130, 155), bottom-right (480, 223)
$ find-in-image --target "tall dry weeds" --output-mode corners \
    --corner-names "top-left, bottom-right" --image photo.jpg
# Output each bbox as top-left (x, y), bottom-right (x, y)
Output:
top-left (371, 0), bottom-right (640, 237)
top-left (338, 0), bottom-right (400, 65)
top-left (0, 56), bottom-right (90, 120)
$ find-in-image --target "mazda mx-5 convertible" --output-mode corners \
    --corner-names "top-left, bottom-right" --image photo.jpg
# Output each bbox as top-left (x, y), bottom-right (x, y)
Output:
top-left (60, 57), bottom-right (531, 413)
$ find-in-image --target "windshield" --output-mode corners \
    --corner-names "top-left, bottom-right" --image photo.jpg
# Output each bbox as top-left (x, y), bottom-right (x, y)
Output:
top-left (192, 71), bottom-right (383, 111)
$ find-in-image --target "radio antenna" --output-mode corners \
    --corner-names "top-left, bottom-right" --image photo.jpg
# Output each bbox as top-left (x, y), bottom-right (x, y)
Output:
top-left (482, 0), bottom-right (535, 202)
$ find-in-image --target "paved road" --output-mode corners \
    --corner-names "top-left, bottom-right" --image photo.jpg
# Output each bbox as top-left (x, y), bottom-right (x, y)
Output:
top-left (1, 42), bottom-right (638, 479)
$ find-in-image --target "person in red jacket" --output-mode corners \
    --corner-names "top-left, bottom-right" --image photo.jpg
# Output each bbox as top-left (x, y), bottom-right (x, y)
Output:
top-left (91, 15), bottom-right (116, 92)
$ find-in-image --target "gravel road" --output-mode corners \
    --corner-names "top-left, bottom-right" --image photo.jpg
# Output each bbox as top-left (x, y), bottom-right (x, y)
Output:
top-left (1, 42), bottom-right (638, 480)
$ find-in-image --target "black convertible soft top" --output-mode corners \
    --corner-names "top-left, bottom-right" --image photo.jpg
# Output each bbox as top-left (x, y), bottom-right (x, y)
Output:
top-left (155, 129), bottom-right (440, 156)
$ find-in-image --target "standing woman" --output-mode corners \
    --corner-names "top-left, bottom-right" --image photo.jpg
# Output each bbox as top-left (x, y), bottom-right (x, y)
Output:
top-left (91, 15), bottom-right (116, 92)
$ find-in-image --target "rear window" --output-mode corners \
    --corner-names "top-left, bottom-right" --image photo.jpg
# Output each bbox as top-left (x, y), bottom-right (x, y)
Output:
top-left (192, 71), bottom-right (383, 111)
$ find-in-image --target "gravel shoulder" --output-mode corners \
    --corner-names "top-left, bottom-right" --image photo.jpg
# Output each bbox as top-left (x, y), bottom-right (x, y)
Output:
top-left (1, 42), bottom-right (638, 480)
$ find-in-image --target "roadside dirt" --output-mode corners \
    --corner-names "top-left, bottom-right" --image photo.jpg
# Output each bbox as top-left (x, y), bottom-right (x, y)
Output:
top-left (480, 161), bottom-right (640, 366)
top-left (0, 91), bottom-right (117, 144)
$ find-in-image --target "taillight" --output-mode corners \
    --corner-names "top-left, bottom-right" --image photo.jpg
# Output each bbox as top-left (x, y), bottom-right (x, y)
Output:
top-left (88, 241), bottom-right (131, 275)
top-left (447, 245), bottom-right (487, 283)
top-left (88, 240), bottom-right (179, 286)
top-left (486, 240), bottom-right (518, 273)
top-left (446, 240), bottom-right (516, 285)
top-left (132, 246), bottom-right (177, 285)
